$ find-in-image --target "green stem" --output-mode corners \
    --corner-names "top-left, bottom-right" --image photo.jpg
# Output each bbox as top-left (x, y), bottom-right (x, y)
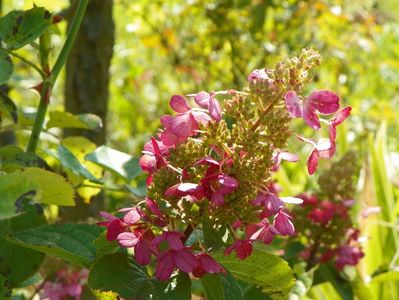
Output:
top-left (8, 51), bottom-right (46, 77)
top-left (26, 0), bottom-right (89, 153)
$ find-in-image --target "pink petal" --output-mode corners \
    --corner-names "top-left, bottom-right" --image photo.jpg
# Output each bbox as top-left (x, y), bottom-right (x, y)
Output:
top-left (160, 115), bottom-right (174, 129)
top-left (117, 232), bottom-right (139, 248)
top-left (303, 104), bottom-right (321, 130)
top-left (160, 129), bottom-right (179, 146)
top-left (208, 94), bottom-right (222, 121)
top-left (135, 239), bottom-right (152, 265)
top-left (236, 241), bottom-right (253, 260)
top-left (285, 91), bottom-right (302, 118)
top-left (194, 91), bottom-right (210, 108)
top-left (315, 138), bottom-right (332, 151)
top-left (173, 248), bottom-right (197, 273)
top-left (307, 90), bottom-right (340, 114)
top-left (156, 251), bottom-right (174, 281)
top-left (195, 157), bottom-right (220, 167)
top-left (120, 207), bottom-right (143, 225)
top-left (247, 69), bottom-right (268, 81)
top-left (307, 149), bottom-right (319, 175)
top-left (139, 154), bottom-right (156, 172)
top-left (192, 111), bottom-right (211, 126)
top-left (99, 211), bottom-right (117, 222)
top-left (177, 183), bottom-right (200, 193)
top-left (280, 197), bottom-right (303, 204)
top-left (331, 106), bottom-right (351, 126)
top-left (297, 135), bottom-right (316, 146)
top-left (279, 151), bottom-right (299, 162)
top-left (171, 113), bottom-right (198, 137)
top-left (170, 95), bottom-right (191, 113)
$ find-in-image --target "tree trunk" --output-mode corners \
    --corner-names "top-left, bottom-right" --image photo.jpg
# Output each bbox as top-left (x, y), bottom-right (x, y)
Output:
top-left (62, 0), bottom-right (114, 221)
top-left (64, 0), bottom-right (114, 146)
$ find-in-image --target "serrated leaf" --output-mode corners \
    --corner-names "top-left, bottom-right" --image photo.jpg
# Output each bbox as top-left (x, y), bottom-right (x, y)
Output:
top-left (0, 7), bottom-right (52, 50)
top-left (88, 253), bottom-right (149, 298)
top-left (46, 111), bottom-right (103, 131)
top-left (94, 232), bottom-right (120, 258)
top-left (0, 172), bottom-right (38, 219)
top-left (9, 223), bottom-right (103, 267)
top-left (16, 167), bottom-right (75, 206)
top-left (213, 242), bottom-right (295, 299)
top-left (1, 152), bottom-right (50, 173)
top-left (85, 146), bottom-right (141, 181)
top-left (0, 208), bottom-right (46, 288)
top-left (0, 50), bottom-right (13, 85)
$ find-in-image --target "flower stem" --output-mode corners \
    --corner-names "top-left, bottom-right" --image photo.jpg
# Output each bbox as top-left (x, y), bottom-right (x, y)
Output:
top-left (26, 0), bottom-right (89, 153)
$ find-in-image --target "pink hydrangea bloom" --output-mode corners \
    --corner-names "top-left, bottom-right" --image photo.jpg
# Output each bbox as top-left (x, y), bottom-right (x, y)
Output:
top-left (285, 90), bottom-right (340, 130)
top-left (139, 137), bottom-right (169, 173)
top-left (224, 239), bottom-right (253, 260)
top-left (155, 247), bottom-right (197, 280)
top-left (97, 212), bottom-right (128, 241)
top-left (192, 253), bottom-right (226, 278)
top-left (273, 209), bottom-right (295, 236)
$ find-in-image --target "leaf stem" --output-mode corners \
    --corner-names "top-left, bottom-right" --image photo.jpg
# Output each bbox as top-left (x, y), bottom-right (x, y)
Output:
top-left (26, 0), bottom-right (89, 153)
top-left (8, 51), bottom-right (46, 77)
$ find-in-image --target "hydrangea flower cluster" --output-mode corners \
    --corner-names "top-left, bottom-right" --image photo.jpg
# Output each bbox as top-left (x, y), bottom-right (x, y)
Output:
top-left (40, 268), bottom-right (88, 300)
top-left (99, 49), bottom-right (351, 281)
top-left (290, 152), bottom-right (364, 270)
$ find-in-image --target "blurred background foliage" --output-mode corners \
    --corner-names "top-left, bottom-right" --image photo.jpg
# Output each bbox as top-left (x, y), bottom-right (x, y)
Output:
top-left (1, 0), bottom-right (399, 299)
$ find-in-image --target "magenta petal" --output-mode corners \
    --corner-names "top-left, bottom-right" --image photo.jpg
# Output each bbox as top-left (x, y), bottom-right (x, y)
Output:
top-left (117, 232), bottom-right (138, 248)
top-left (170, 95), bottom-right (191, 113)
top-left (156, 251), bottom-right (174, 281)
top-left (274, 210), bottom-right (295, 236)
top-left (99, 211), bottom-right (117, 222)
top-left (146, 198), bottom-right (163, 218)
top-left (236, 241), bottom-right (253, 260)
top-left (307, 149), bottom-right (319, 175)
top-left (173, 248), bottom-right (197, 273)
top-left (315, 138), bottom-right (331, 151)
top-left (285, 91), bottom-right (302, 118)
top-left (165, 232), bottom-right (184, 250)
top-left (135, 239), bottom-right (152, 265)
top-left (264, 193), bottom-right (283, 213)
top-left (194, 91), bottom-right (210, 108)
top-left (212, 192), bottom-right (225, 206)
top-left (199, 254), bottom-right (224, 273)
top-left (195, 157), bottom-right (220, 167)
top-left (303, 105), bottom-right (321, 130)
top-left (106, 219), bottom-right (126, 241)
top-left (308, 90), bottom-right (340, 114)
top-left (218, 174), bottom-right (238, 189)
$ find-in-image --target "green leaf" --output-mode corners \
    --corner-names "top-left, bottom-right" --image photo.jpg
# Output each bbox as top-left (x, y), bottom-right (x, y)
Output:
top-left (213, 242), bottom-right (295, 299)
top-left (201, 274), bottom-right (225, 300)
top-left (0, 207), bottom-right (46, 288)
top-left (0, 7), bottom-right (53, 50)
top-left (88, 253), bottom-right (149, 298)
top-left (1, 152), bottom-right (50, 173)
top-left (203, 217), bottom-right (228, 250)
top-left (0, 50), bottom-right (13, 85)
top-left (47, 145), bottom-right (101, 183)
top-left (165, 272), bottom-right (192, 300)
top-left (93, 232), bottom-right (120, 259)
top-left (16, 167), bottom-right (75, 206)
top-left (8, 223), bottom-right (102, 267)
top-left (371, 271), bottom-right (399, 283)
top-left (85, 146), bottom-right (141, 181)
top-left (46, 111), bottom-right (103, 131)
top-left (0, 172), bottom-right (38, 219)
